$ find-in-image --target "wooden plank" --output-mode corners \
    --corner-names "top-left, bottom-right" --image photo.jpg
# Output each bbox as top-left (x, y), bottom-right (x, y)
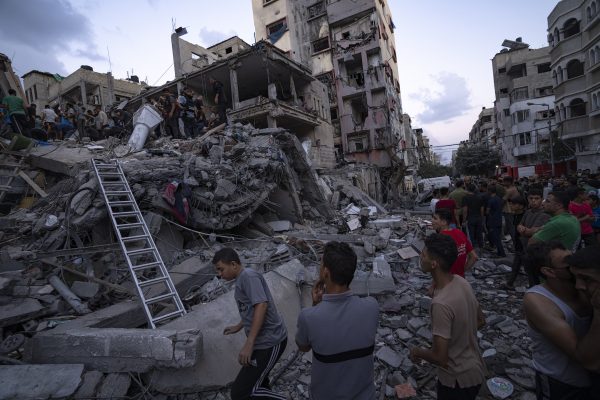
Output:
top-left (196, 123), bottom-right (226, 144)
top-left (18, 171), bottom-right (48, 198)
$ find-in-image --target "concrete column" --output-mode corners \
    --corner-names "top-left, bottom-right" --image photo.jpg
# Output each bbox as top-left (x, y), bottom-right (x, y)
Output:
top-left (229, 67), bottom-right (239, 110)
top-left (267, 114), bottom-right (277, 128)
top-left (268, 83), bottom-right (277, 101)
top-left (79, 79), bottom-right (87, 108)
top-left (289, 74), bottom-right (298, 105)
top-left (172, 34), bottom-right (183, 79)
top-left (106, 72), bottom-right (115, 106)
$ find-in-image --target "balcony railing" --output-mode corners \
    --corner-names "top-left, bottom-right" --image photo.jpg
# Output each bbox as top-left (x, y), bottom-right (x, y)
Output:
top-left (560, 115), bottom-right (590, 138)
top-left (512, 143), bottom-right (536, 157)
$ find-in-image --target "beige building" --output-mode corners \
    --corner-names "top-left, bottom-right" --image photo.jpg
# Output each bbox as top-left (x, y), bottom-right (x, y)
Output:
top-left (469, 107), bottom-right (496, 147)
top-left (22, 66), bottom-right (145, 112)
top-left (252, 0), bottom-right (404, 169)
top-left (491, 39), bottom-right (556, 169)
top-left (548, 0), bottom-right (600, 171)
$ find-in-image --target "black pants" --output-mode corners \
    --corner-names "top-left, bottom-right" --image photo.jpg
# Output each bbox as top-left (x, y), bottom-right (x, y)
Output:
top-left (9, 114), bottom-right (28, 135)
top-left (217, 103), bottom-right (227, 124)
top-left (535, 371), bottom-right (592, 400)
top-left (488, 225), bottom-right (506, 257)
top-left (437, 381), bottom-right (481, 400)
top-left (467, 220), bottom-right (483, 248)
top-left (231, 338), bottom-right (287, 400)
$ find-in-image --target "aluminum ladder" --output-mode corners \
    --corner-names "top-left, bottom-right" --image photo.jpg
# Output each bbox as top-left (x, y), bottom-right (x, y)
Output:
top-left (91, 159), bottom-right (186, 328)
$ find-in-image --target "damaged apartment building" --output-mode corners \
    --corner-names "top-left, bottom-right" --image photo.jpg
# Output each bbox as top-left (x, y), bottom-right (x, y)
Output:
top-left (252, 0), bottom-right (406, 201)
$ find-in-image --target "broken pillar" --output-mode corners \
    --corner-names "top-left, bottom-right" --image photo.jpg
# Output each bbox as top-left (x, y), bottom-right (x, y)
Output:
top-left (0, 364), bottom-right (84, 399)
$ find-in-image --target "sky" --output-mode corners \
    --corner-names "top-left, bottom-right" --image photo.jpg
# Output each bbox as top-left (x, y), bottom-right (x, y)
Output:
top-left (1, 0), bottom-right (559, 163)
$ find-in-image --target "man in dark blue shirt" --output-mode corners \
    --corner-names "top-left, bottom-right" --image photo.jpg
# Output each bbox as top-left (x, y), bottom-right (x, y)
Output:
top-left (486, 184), bottom-right (506, 257)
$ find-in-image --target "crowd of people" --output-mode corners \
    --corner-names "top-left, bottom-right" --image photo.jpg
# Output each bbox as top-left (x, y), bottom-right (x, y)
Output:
top-left (427, 174), bottom-right (600, 399)
top-left (1, 77), bottom-right (228, 143)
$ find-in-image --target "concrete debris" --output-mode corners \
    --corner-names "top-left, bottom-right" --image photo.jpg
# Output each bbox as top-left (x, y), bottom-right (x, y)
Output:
top-left (0, 121), bottom-right (538, 399)
top-left (0, 364), bottom-right (84, 399)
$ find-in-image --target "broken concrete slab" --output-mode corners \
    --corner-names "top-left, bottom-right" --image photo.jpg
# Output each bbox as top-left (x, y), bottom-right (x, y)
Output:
top-left (150, 259), bottom-right (311, 393)
top-left (74, 371), bottom-right (104, 399)
top-left (0, 364), bottom-right (84, 399)
top-left (25, 328), bottom-right (202, 372)
top-left (96, 373), bottom-right (131, 399)
top-left (375, 346), bottom-right (403, 368)
top-left (0, 298), bottom-right (46, 328)
top-left (29, 145), bottom-right (95, 176)
top-left (71, 281), bottom-right (100, 299)
top-left (266, 220), bottom-right (292, 232)
top-left (350, 270), bottom-right (395, 297)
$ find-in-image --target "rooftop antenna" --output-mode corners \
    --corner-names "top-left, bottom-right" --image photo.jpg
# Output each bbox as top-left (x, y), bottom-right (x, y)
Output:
top-left (106, 46), bottom-right (112, 72)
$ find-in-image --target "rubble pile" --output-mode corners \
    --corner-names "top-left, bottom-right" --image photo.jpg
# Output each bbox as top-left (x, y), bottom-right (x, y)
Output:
top-left (0, 123), bottom-right (536, 399)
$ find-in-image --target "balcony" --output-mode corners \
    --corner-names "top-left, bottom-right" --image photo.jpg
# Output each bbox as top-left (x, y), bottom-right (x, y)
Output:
top-left (548, 0), bottom-right (582, 27)
top-left (553, 75), bottom-right (587, 100)
top-left (512, 143), bottom-right (536, 157)
top-left (327, 0), bottom-right (374, 27)
top-left (559, 115), bottom-right (590, 139)
top-left (550, 33), bottom-right (583, 62)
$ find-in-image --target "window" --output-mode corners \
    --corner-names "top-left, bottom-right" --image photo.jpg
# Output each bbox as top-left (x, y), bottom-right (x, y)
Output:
top-left (342, 31), bottom-right (350, 40)
top-left (307, 1), bottom-right (325, 19)
top-left (347, 132), bottom-right (369, 152)
top-left (512, 109), bottom-right (530, 124)
top-left (263, 0), bottom-right (277, 6)
top-left (510, 86), bottom-right (529, 102)
top-left (519, 132), bottom-right (532, 146)
top-left (554, 27), bottom-right (560, 44)
top-left (537, 63), bottom-right (551, 73)
top-left (266, 18), bottom-right (287, 36)
top-left (563, 18), bottom-right (580, 38)
top-left (481, 115), bottom-right (492, 123)
top-left (592, 92), bottom-right (599, 110)
top-left (566, 59), bottom-right (584, 79)
top-left (536, 86), bottom-right (553, 97)
top-left (499, 88), bottom-right (508, 95)
top-left (330, 107), bottom-right (338, 120)
top-left (591, 48), bottom-right (597, 65)
top-left (225, 47), bottom-right (233, 54)
top-left (33, 84), bottom-right (38, 100)
top-left (508, 63), bottom-right (527, 78)
top-left (498, 67), bottom-right (506, 74)
top-left (312, 37), bottom-right (330, 53)
top-left (569, 98), bottom-right (586, 117)
top-left (503, 108), bottom-right (510, 117)
top-left (557, 66), bottom-right (563, 82)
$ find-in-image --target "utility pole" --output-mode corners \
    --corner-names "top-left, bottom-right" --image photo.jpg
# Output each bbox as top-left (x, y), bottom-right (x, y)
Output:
top-left (528, 102), bottom-right (555, 177)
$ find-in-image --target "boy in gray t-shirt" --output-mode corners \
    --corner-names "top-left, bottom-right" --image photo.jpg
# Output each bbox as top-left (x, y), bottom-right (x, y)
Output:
top-left (213, 248), bottom-right (287, 400)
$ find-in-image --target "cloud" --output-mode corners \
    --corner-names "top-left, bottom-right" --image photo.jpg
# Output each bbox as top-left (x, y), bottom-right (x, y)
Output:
top-left (198, 27), bottom-right (237, 47)
top-left (0, 0), bottom-right (104, 75)
top-left (412, 72), bottom-right (471, 124)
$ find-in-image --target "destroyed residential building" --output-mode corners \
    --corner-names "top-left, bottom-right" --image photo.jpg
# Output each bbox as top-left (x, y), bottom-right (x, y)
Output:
top-left (22, 66), bottom-right (146, 111)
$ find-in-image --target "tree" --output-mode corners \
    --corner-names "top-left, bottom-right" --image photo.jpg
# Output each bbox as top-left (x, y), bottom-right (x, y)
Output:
top-left (454, 145), bottom-right (501, 176)
top-left (418, 162), bottom-right (452, 178)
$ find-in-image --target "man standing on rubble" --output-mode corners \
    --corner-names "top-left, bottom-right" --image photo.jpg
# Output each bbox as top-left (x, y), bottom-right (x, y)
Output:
top-left (209, 77), bottom-right (227, 125)
top-left (523, 241), bottom-right (594, 399)
top-left (433, 208), bottom-right (478, 277)
top-left (530, 191), bottom-right (581, 251)
top-left (213, 248), bottom-right (288, 400)
top-left (1, 89), bottom-right (28, 135)
top-left (296, 241), bottom-right (379, 399)
top-left (410, 233), bottom-right (486, 400)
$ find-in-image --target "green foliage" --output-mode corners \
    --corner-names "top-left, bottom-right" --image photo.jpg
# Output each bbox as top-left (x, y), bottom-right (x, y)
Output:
top-left (454, 145), bottom-right (501, 176)
top-left (418, 162), bottom-right (453, 178)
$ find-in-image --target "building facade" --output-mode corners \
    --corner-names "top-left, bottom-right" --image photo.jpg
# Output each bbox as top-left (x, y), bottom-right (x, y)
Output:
top-left (22, 67), bottom-right (145, 112)
top-left (548, 0), bottom-right (600, 171)
top-left (252, 0), bottom-right (404, 168)
top-left (491, 38), bottom-right (556, 170)
top-left (468, 107), bottom-right (496, 147)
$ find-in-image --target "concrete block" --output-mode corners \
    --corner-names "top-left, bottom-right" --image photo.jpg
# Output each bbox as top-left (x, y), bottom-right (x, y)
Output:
top-left (266, 220), bottom-right (292, 232)
top-left (30, 145), bottom-right (95, 176)
top-left (350, 270), bottom-right (395, 296)
top-left (0, 298), bottom-right (45, 328)
top-left (25, 328), bottom-right (202, 372)
top-left (375, 346), bottom-right (403, 368)
top-left (71, 281), bottom-right (100, 299)
top-left (0, 364), bottom-right (84, 399)
top-left (97, 373), bottom-right (131, 399)
top-left (151, 259), bottom-right (311, 393)
top-left (74, 371), bottom-right (104, 399)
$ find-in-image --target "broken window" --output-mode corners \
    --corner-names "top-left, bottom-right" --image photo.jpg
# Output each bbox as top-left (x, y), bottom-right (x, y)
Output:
top-left (499, 88), bottom-right (508, 95)
top-left (347, 132), bottom-right (369, 152)
top-left (312, 37), bottom-right (330, 53)
top-left (316, 72), bottom-right (336, 103)
top-left (498, 67), bottom-right (506, 74)
top-left (503, 109), bottom-right (510, 117)
top-left (330, 107), bottom-right (338, 120)
top-left (566, 59), bottom-right (584, 79)
top-left (507, 63), bottom-right (527, 78)
top-left (481, 115), bottom-right (492, 123)
top-left (342, 31), bottom-right (350, 40)
top-left (267, 18), bottom-right (288, 37)
top-left (225, 47), bottom-right (233, 54)
top-left (307, 1), bottom-right (325, 19)
top-left (563, 18), bottom-right (580, 38)
top-left (535, 86), bottom-right (553, 97)
top-left (569, 98), bottom-right (586, 117)
top-left (511, 109), bottom-right (530, 124)
top-left (510, 86), bottom-right (529, 102)
top-left (537, 62), bottom-right (551, 73)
